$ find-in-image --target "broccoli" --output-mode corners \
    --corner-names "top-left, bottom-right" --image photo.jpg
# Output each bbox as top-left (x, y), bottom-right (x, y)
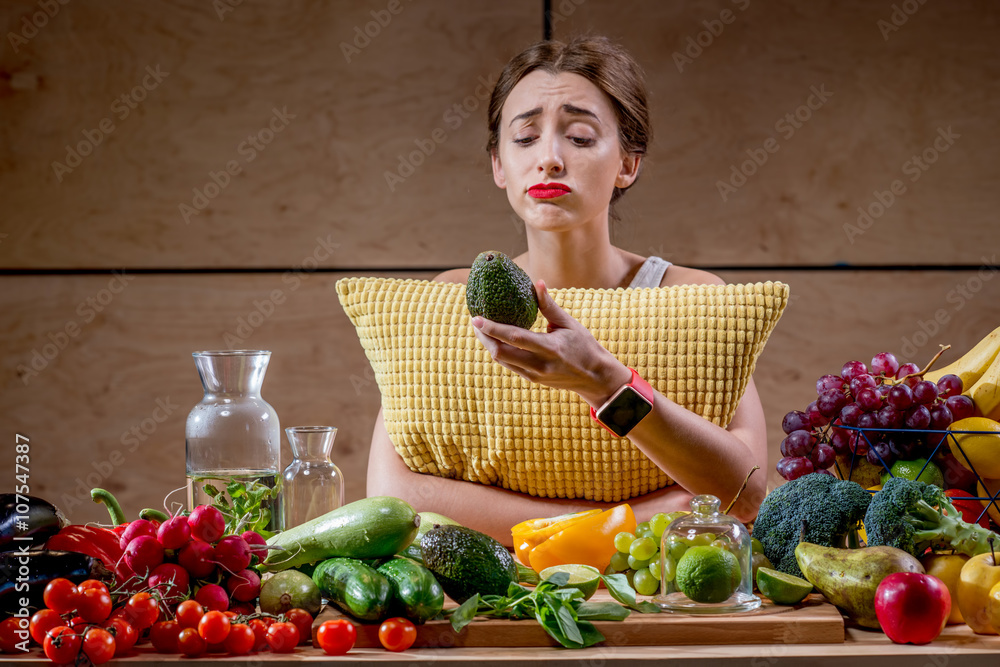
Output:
top-left (864, 476), bottom-right (1000, 559)
top-left (751, 473), bottom-right (871, 578)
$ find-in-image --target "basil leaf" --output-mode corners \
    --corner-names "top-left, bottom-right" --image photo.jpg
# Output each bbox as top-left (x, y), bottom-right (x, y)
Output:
top-left (536, 601), bottom-right (578, 648)
top-left (576, 619), bottom-right (606, 648)
top-left (633, 600), bottom-right (661, 614)
top-left (600, 574), bottom-right (637, 607)
top-left (542, 571), bottom-right (570, 587)
top-left (552, 599), bottom-right (583, 645)
top-left (576, 601), bottom-right (631, 621)
top-left (450, 594), bottom-right (481, 633)
top-left (506, 581), bottom-right (530, 597)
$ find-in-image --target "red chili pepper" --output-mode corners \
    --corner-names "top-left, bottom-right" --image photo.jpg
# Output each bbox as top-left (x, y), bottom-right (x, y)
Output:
top-left (45, 525), bottom-right (135, 585)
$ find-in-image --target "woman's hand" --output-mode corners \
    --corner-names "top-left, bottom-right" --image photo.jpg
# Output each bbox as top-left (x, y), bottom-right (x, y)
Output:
top-left (471, 280), bottom-right (631, 407)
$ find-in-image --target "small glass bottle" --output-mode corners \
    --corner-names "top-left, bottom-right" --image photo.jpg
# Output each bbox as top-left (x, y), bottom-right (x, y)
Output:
top-left (281, 426), bottom-right (345, 529)
top-left (655, 494), bottom-right (760, 613)
top-left (185, 350), bottom-right (282, 533)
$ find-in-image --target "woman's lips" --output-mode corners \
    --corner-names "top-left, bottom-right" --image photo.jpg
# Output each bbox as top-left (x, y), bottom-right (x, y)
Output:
top-left (528, 183), bottom-right (571, 199)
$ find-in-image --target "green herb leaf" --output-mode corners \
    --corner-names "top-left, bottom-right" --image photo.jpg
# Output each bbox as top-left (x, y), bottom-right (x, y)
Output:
top-left (450, 594), bottom-right (481, 633)
top-left (551, 598), bottom-right (583, 646)
top-left (633, 601), bottom-right (661, 614)
top-left (576, 601), bottom-right (631, 621)
top-left (575, 619), bottom-right (606, 648)
top-left (601, 574), bottom-right (637, 607)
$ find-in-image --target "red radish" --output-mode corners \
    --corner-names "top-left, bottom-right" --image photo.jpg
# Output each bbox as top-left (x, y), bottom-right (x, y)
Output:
top-left (194, 584), bottom-right (230, 612)
top-left (157, 516), bottom-right (192, 550)
top-left (124, 535), bottom-right (164, 576)
top-left (178, 540), bottom-right (216, 579)
top-left (148, 563), bottom-right (191, 603)
top-left (188, 506), bottom-right (225, 543)
top-left (226, 569), bottom-right (261, 603)
top-left (241, 530), bottom-right (266, 548)
top-left (214, 536), bottom-right (251, 573)
top-left (119, 520), bottom-right (158, 550)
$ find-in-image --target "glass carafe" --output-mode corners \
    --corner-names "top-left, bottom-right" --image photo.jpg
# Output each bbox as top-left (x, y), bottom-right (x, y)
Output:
top-left (185, 350), bottom-right (282, 533)
top-left (281, 426), bottom-right (344, 529)
top-left (655, 494), bottom-right (760, 613)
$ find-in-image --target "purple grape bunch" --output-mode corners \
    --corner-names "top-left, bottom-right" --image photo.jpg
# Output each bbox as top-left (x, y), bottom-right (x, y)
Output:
top-left (776, 352), bottom-right (974, 481)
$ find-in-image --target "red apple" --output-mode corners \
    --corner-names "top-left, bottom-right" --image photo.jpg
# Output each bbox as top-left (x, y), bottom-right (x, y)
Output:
top-left (874, 572), bottom-right (951, 644)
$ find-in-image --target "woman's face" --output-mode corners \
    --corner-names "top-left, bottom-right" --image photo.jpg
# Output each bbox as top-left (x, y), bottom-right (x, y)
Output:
top-left (492, 70), bottom-right (640, 232)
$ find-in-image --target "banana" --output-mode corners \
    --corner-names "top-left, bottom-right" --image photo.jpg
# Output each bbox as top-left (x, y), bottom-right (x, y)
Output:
top-left (924, 324), bottom-right (1000, 389)
top-left (968, 352), bottom-right (1000, 421)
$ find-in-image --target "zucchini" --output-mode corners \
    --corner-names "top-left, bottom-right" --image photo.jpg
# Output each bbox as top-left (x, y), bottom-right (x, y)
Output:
top-left (377, 557), bottom-right (444, 624)
top-left (312, 558), bottom-right (392, 622)
top-left (262, 496), bottom-right (419, 572)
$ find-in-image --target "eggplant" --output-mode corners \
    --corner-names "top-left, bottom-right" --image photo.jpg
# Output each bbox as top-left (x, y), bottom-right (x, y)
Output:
top-left (0, 494), bottom-right (66, 552)
top-left (0, 550), bottom-right (111, 614)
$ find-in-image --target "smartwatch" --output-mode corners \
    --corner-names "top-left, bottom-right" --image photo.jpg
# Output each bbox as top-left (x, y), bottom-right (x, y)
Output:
top-left (590, 367), bottom-right (655, 438)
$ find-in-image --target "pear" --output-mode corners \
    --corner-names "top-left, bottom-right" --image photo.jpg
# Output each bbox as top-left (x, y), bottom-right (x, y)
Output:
top-left (794, 542), bottom-right (924, 628)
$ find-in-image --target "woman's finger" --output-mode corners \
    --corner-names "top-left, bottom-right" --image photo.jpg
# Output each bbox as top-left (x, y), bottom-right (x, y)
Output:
top-left (474, 327), bottom-right (545, 371)
top-left (472, 316), bottom-right (546, 353)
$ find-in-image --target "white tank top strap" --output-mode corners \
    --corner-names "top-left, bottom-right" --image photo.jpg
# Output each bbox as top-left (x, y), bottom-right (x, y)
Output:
top-left (628, 256), bottom-right (672, 288)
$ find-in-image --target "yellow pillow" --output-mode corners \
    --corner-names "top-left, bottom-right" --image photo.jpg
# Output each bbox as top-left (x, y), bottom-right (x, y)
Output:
top-left (337, 277), bottom-right (789, 502)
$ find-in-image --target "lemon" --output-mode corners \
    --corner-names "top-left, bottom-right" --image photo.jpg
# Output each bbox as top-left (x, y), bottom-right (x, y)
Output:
top-left (539, 564), bottom-right (601, 600)
top-left (675, 545), bottom-right (741, 604)
top-left (881, 458), bottom-right (944, 489)
top-left (756, 567), bottom-right (813, 605)
top-left (949, 417), bottom-right (1000, 478)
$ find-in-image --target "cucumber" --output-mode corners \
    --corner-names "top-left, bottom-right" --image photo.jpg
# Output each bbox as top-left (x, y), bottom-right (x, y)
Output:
top-left (262, 496), bottom-right (419, 572)
top-left (377, 557), bottom-right (444, 624)
top-left (312, 558), bottom-right (393, 622)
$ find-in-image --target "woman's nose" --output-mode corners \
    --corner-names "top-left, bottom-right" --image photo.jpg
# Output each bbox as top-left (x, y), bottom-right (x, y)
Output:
top-left (536, 137), bottom-right (564, 175)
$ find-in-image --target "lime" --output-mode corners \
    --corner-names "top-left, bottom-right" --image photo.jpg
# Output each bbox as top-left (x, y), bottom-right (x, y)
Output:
top-left (881, 458), bottom-right (944, 488)
top-left (675, 545), bottom-right (741, 604)
top-left (539, 564), bottom-right (601, 600)
top-left (750, 552), bottom-right (772, 590)
top-left (756, 567), bottom-right (813, 605)
top-left (751, 537), bottom-right (764, 555)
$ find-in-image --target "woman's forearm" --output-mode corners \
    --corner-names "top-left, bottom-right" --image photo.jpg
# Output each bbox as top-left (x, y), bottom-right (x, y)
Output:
top-left (580, 363), bottom-right (768, 523)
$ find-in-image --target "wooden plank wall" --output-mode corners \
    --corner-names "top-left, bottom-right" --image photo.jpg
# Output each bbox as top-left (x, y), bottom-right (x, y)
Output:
top-left (2, 0), bottom-right (998, 525)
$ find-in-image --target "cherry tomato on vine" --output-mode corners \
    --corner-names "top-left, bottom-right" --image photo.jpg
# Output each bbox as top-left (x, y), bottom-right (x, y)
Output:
top-left (149, 620), bottom-right (182, 653)
top-left (248, 618), bottom-right (269, 651)
top-left (0, 617), bottom-right (25, 653)
top-left (43, 579), bottom-right (81, 615)
top-left (177, 627), bottom-right (207, 657)
top-left (103, 618), bottom-right (137, 656)
top-left (316, 619), bottom-right (357, 656)
top-left (126, 592), bottom-right (160, 629)
top-left (223, 623), bottom-right (255, 655)
top-left (175, 599), bottom-right (205, 629)
top-left (78, 586), bottom-right (113, 623)
top-left (43, 626), bottom-right (81, 665)
top-left (378, 617), bottom-right (416, 652)
top-left (77, 580), bottom-right (108, 593)
top-left (30, 609), bottom-right (62, 645)
top-left (266, 621), bottom-right (299, 653)
top-left (197, 610), bottom-right (231, 645)
top-left (82, 627), bottom-right (115, 665)
top-left (284, 608), bottom-right (313, 645)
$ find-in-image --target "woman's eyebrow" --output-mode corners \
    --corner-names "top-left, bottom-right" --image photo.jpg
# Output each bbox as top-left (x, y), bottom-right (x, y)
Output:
top-left (508, 103), bottom-right (601, 126)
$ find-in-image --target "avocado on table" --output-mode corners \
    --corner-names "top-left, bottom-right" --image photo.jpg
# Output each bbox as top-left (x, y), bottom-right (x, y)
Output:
top-left (466, 250), bottom-right (539, 329)
top-left (420, 525), bottom-right (518, 603)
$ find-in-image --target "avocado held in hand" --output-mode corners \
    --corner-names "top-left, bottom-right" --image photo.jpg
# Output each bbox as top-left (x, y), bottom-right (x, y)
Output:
top-left (466, 250), bottom-right (538, 329)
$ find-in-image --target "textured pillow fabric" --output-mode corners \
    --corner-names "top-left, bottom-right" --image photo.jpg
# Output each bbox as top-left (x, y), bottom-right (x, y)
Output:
top-left (337, 277), bottom-right (789, 502)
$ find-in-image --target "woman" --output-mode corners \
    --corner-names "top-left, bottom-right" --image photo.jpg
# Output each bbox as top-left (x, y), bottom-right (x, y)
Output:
top-left (367, 36), bottom-right (767, 545)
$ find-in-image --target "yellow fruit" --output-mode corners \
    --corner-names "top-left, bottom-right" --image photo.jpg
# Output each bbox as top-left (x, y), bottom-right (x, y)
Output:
top-left (922, 552), bottom-right (971, 624)
top-left (976, 477), bottom-right (1000, 527)
top-left (969, 354), bottom-right (1000, 421)
top-left (857, 485), bottom-right (882, 545)
top-left (991, 582), bottom-right (1000, 632)
top-left (924, 324), bottom-right (1000, 387)
top-left (958, 551), bottom-right (1000, 634)
top-left (834, 454), bottom-right (883, 489)
top-left (948, 418), bottom-right (1000, 479)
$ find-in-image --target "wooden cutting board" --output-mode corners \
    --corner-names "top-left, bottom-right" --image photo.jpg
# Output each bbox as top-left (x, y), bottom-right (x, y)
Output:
top-left (312, 591), bottom-right (845, 648)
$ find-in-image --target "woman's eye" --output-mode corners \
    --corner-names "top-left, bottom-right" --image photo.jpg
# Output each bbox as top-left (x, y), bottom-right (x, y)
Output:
top-left (570, 136), bottom-right (594, 146)
top-left (513, 137), bottom-right (535, 145)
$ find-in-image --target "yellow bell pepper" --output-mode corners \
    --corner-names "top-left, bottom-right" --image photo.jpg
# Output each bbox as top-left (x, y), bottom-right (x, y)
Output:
top-left (524, 504), bottom-right (636, 574)
top-left (510, 509), bottom-right (602, 566)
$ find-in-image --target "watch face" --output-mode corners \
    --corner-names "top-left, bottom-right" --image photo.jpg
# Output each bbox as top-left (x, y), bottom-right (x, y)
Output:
top-left (600, 387), bottom-right (653, 438)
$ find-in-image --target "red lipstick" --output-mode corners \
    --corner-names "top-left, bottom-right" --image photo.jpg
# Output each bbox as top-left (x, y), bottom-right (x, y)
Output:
top-left (528, 182), bottom-right (571, 199)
